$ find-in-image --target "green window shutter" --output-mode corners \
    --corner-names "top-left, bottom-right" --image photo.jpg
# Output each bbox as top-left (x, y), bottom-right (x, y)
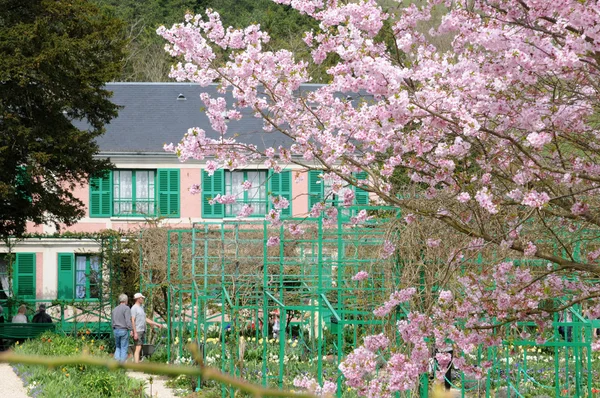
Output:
top-left (308, 170), bottom-right (323, 212)
top-left (158, 169), bottom-right (180, 217)
top-left (89, 171), bottom-right (112, 217)
top-left (57, 253), bottom-right (74, 300)
top-left (354, 172), bottom-right (369, 205)
top-left (269, 170), bottom-right (292, 217)
top-left (15, 253), bottom-right (36, 300)
top-left (202, 169), bottom-right (224, 218)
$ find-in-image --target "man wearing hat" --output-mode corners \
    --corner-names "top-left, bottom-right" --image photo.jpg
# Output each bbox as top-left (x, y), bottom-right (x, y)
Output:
top-left (131, 292), bottom-right (164, 363)
top-left (32, 304), bottom-right (52, 323)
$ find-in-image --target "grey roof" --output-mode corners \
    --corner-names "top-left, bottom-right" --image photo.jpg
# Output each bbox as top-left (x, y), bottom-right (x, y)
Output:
top-left (89, 82), bottom-right (320, 153)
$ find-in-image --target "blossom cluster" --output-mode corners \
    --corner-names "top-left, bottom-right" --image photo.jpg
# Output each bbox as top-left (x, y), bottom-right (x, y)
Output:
top-left (158, 0), bottom-right (600, 394)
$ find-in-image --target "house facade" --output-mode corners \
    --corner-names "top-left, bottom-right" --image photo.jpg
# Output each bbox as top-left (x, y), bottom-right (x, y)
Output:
top-left (1, 82), bottom-right (368, 307)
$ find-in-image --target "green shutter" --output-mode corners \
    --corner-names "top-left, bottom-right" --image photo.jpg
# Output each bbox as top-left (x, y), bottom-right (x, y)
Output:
top-left (308, 170), bottom-right (323, 212)
top-left (57, 253), bottom-right (74, 300)
top-left (158, 169), bottom-right (180, 217)
top-left (15, 253), bottom-right (36, 300)
top-left (269, 170), bottom-right (292, 217)
top-left (89, 171), bottom-right (112, 217)
top-left (354, 172), bottom-right (369, 205)
top-left (202, 169), bottom-right (224, 218)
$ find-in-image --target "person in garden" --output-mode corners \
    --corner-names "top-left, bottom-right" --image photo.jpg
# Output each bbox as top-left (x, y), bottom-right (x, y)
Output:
top-left (32, 304), bottom-right (52, 323)
top-left (111, 293), bottom-right (132, 363)
top-left (271, 309), bottom-right (280, 340)
top-left (12, 304), bottom-right (27, 323)
top-left (131, 292), bottom-right (164, 363)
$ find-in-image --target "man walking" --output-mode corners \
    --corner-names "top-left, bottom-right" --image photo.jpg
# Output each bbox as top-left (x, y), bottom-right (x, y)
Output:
top-left (111, 294), bottom-right (132, 363)
top-left (131, 292), bottom-right (163, 363)
top-left (32, 304), bottom-right (52, 323)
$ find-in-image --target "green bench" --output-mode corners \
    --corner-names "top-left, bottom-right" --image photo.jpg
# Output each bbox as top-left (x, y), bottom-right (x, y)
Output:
top-left (0, 323), bottom-right (56, 339)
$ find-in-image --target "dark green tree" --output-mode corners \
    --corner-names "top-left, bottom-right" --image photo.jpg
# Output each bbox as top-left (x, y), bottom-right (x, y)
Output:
top-left (0, 0), bottom-right (126, 238)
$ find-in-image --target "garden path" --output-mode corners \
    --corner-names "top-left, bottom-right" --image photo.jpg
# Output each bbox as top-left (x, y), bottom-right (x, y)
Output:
top-left (0, 364), bottom-right (30, 398)
top-left (128, 371), bottom-right (178, 398)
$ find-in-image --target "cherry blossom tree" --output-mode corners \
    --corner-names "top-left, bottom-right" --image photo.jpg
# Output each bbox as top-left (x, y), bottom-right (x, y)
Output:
top-left (158, 0), bottom-right (600, 395)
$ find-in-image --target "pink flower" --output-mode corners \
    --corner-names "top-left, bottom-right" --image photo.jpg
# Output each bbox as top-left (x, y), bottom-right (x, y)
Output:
top-left (266, 236), bottom-right (280, 247)
top-left (571, 202), bottom-right (588, 215)
top-left (205, 161), bottom-right (218, 176)
top-left (189, 184), bottom-right (201, 194)
top-left (475, 187), bottom-right (498, 214)
top-left (266, 209), bottom-right (281, 226)
top-left (526, 132), bottom-right (552, 149)
top-left (288, 223), bottom-right (305, 237)
top-left (524, 241), bottom-right (537, 257)
top-left (270, 195), bottom-right (290, 210)
top-left (457, 192), bottom-right (471, 203)
top-left (352, 271), bottom-right (369, 281)
top-left (241, 180), bottom-right (252, 191)
top-left (363, 333), bottom-right (389, 352)
top-left (438, 290), bottom-right (453, 305)
top-left (237, 204), bottom-right (254, 218)
top-left (381, 240), bottom-right (396, 259)
top-left (521, 190), bottom-right (550, 209)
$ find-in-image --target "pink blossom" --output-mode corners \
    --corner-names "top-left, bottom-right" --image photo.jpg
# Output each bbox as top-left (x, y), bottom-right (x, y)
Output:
top-left (350, 209), bottom-right (371, 225)
top-left (475, 188), bottom-right (498, 214)
top-left (352, 271), bottom-right (369, 281)
top-left (237, 204), bottom-right (254, 218)
top-left (270, 195), bottom-right (290, 210)
top-left (524, 241), bottom-right (537, 257)
top-left (526, 132), bottom-right (552, 149)
top-left (381, 240), bottom-right (396, 259)
top-left (363, 333), bottom-right (389, 352)
top-left (266, 236), bottom-right (280, 247)
top-left (521, 190), bottom-right (550, 209)
top-left (438, 290), bottom-right (453, 305)
top-left (288, 223), bottom-right (305, 237)
top-left (266, 209), bottom-right (281, 226)
top-left (205, 161), bottom-right (218, 176)
top-left (571, 202), bottom-right (589, 215)
top-left (241, 180), bottom-right (252, 191)
top-left (457, 192), bottom-right (471, 203)
top-left (189, 184), bottom-right (201, 195)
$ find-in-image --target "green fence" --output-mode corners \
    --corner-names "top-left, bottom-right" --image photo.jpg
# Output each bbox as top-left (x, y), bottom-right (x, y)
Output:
top-left (141, 206), bottom-right (600, 397)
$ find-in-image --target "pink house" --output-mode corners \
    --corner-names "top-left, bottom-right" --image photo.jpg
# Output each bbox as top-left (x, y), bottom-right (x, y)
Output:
top-left (0, 83), bottom-right (368, 306)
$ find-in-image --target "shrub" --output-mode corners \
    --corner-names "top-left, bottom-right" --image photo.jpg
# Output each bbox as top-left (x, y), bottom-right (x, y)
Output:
top-left (12, 332), bottom-right (144, 397)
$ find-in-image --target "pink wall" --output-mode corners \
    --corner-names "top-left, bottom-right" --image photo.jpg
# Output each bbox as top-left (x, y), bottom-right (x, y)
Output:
top-left (292, 171), bottom-right (309, 217)
top-left (36, 252), bottom-right (43, 299)
top-left (70, 183), bottom-right (90, 217)
top-left (181, 169), bottom-right (201, 218)
top-left (63, 223), bottom-right (110, 233)
top-left (26, 222), bottom-right (43, 233)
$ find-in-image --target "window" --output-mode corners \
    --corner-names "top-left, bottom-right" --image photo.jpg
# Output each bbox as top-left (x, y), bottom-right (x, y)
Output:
top-left (58, 253), bottom-right (101, 300)
top-left (202, 169), bottom-right (292, 219)
top-left (89, 169), bottom-right (179, 218)
top-left (0, 255), bottom-right (11, 300)
top-left (0, 253), bottom-right (36, 300)
top-left (76, 255), bottom-right (101, 299)
top-left (308, 170), bottom-right (369, 211)
top-left (113, 170), bottom-right (156, 216)
top-left (225, 171), bottom-right (268, 216)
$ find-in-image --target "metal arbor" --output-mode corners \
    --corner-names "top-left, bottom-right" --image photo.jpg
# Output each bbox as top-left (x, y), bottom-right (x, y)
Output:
top-left (141, 207), bottom-right (600, 397)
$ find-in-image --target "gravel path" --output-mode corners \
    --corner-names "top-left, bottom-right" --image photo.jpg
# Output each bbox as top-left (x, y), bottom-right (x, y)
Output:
top-left (128, 371), bottom-right (178, 398)
top-left (0, 363), bottom-right (30, 398)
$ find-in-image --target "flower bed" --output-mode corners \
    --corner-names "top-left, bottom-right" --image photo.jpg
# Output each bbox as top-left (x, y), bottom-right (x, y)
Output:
top-left (11, 332), bottom-right (144, 398)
